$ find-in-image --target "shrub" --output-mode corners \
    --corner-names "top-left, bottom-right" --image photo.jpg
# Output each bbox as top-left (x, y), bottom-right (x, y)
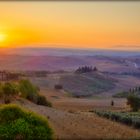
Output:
top-left (0, 104), bottom-right (53, 140)
top-left (19, 79), bottom-right (39, 103)
top-left (119, 115), bottom-right (132, 125)
top-left (3, 82), bottom-right (18, 96)
top-left (111, 100), bottom-right (114, 106)
top-left (0, 83), bottom-right (3, 98)
top-left (54, 84), bottom-right (63, 90)
top-left (19, 79), bottom-right (52, 107)
top-left (102, 112), bottom-right (110, 119)
top-left (2, 82), bottom-right (19, 104)
top-left (127, 95), bottom-right (140, 112)
top-left (37, 95), bottom-right (52, 107)
top-left (132, 117), bottom-right (140, 129)
top-left (26, 93), bottom-right (38, 104)
top-left (19, 80), bottom-right (38, 98)
top-left (110, 113), bottom-right (121, 121)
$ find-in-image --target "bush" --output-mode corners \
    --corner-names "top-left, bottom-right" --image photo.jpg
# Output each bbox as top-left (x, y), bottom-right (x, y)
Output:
top-left (2, 82), bottom-right (19, 104)
top-left (119, 115), bottom-right (132, 125)
top-left (26, 93), bottom-right (38, 104)
top-left (19, 79), bottom-right (39, 104)
top-left (0, 104), bottom-right (53, 140)
top-left (19, 80), bottom-right (38, 98)
top-left (110, 113), bottom-right (121, 121)
top-left (37, 95), bottom-right (52, 107)
top-left (54, 84), bottom-right (63, 90)
top-left (132, 117), bottom-right (140, 128)
top-left (0, 83), bottom-right (3, 98)
top-left (127, 95), bottom-right (140, 112)
top-left (111, 100), bottom-right (114, 106)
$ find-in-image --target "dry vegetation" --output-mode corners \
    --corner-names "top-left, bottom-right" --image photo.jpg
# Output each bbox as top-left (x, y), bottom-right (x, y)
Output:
top-left (13, 98), bottom-right (140, 140)
top-left (1, 72), bottom-right (140, 139)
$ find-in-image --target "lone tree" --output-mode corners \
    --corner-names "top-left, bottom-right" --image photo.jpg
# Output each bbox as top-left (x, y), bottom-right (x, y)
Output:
top-left (111, 100), bottom-right (114, 106)
top-left (127, 94), bottom-right (140, 112)
top-left (93, 66), bottom-right (98, 71)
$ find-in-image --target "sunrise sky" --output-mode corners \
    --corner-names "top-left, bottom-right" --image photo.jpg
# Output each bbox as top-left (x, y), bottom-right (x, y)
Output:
top-left (0, 1), bottom-right (140, 50)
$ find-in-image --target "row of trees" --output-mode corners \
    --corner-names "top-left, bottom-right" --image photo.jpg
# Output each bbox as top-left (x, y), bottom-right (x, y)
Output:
top-left (75, 66), bottom-right (98, 73)
top-left (129, 87), bottom-right (140, 93)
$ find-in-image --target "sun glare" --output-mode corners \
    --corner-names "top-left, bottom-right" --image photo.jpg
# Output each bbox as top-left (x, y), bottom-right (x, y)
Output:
top-left (0, 33), bottom-right (6, 43)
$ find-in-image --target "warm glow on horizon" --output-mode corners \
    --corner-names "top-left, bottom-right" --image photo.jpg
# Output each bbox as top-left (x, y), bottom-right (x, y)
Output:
top-left (0, 31), bottom-right (8, 47)
top-left (0, 2), bottom-right (140, 50)
top-left (0, 33), bottom-right (6, 42)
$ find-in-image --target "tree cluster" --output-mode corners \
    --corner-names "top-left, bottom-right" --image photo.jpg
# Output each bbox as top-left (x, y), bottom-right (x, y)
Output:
top-left (129, 87), bottom-right (140, 93)
top-left (75, 66), bottom-right (98, 73)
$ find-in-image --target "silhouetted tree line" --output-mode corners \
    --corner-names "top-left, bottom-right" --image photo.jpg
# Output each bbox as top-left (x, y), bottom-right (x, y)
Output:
top-left (129, 87), bottom-right (140, 93)
top-left (0, 71), bottom-right (19, 81)
top-left (113, 86), bottom-right (140, 98)
top-left (75, 66), bottom-right (98, 73)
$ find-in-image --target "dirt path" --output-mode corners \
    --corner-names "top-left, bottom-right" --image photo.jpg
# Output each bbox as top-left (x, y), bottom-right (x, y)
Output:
top-left (14, 99), bottom-right (140, 140)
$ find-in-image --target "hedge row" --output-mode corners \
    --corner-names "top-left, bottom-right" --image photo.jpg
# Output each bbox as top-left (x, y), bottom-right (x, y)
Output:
top-left (94, 110), bottom-right (140, 129)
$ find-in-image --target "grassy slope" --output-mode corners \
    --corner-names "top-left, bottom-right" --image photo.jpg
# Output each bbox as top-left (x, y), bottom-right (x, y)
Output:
top-left (13, 99), bottom-right (140, 140)
top-left (59, 72), bottom-right (116, 97)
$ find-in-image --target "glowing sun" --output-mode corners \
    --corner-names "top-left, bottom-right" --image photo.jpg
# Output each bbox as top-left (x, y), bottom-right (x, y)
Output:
top-left (0, 33), bottom-right (6, 43)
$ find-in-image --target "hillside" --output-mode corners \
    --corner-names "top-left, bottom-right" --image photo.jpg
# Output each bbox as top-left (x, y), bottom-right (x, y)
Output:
top-left (59, 72), bottom-right (116, 97)
top-left (12, 98), bottom-right (140, 140)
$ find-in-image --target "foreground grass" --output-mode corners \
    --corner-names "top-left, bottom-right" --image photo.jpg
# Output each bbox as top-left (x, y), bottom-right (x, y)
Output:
top-left (0, 104), bottom-right (53, 140)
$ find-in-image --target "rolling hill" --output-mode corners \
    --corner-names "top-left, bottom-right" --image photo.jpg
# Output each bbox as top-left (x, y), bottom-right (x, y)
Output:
top-left (0, 54), bottom-right (140, 74)
top-left (59, 72), bottom-right (116, 97)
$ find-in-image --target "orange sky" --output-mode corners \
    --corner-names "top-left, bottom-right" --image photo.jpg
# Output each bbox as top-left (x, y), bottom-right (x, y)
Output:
top-left (0, 2), bottom-right (140, 50)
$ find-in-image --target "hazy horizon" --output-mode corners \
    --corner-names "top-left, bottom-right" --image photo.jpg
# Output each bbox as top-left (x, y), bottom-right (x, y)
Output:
top-left (1, 46), bottom-right (140, 57)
